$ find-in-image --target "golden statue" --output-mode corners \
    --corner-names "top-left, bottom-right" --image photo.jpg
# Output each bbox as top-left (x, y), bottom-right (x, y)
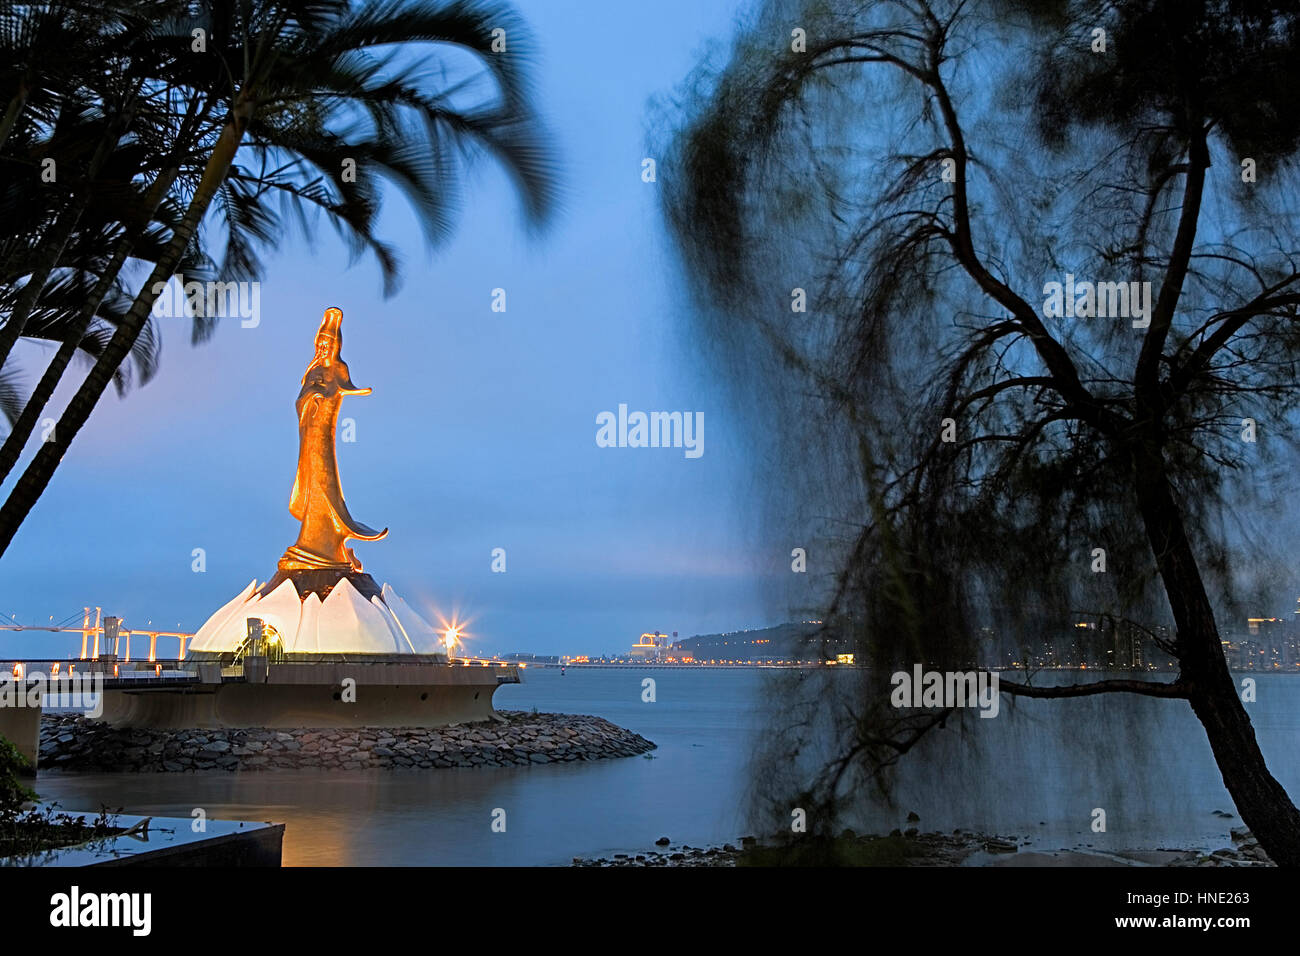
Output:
top-left (278, 307), bottom-right (387, 573)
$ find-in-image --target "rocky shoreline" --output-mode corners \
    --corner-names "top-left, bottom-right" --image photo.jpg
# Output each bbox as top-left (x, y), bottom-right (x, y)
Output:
top-left (38, 711), bottom-right (655, 772)
top-left (572, 830), bottom-right (1003, 867)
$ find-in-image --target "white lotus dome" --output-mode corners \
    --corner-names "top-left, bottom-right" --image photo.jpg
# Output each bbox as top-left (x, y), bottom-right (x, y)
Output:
top-left (189, 576), bottom-right (445, 655)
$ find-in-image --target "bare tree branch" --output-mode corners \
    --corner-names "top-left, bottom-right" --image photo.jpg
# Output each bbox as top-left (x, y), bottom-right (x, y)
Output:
top-left (1000, 677), bottom-right (1189, 699)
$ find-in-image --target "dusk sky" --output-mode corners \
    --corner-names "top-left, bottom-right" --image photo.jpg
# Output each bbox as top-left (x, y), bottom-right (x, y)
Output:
top-left (0, 0), bottom-right (785, 659)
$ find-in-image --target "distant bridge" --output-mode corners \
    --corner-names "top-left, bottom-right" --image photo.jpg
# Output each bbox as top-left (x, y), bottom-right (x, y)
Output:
top-left (1, 607), bottom-right (192, 662)
top-left (1, 610), bottom-right (842, 673)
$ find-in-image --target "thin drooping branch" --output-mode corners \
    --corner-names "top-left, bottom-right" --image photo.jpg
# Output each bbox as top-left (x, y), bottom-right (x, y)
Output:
top-left (1170, 286), bottom-right (1300, 396)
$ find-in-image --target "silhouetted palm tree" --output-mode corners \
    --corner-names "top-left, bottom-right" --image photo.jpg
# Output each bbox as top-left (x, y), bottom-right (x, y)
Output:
top-left (0, 81), bottom-right (219, 470)
top-left (0, 1), bottom-right (179, 370)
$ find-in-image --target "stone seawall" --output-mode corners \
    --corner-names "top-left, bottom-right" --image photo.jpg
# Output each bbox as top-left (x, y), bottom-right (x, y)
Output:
top-left (38, 711), bottom-right (655, 772)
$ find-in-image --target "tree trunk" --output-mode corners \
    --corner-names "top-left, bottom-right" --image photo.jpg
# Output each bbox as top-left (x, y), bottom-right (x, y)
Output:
top-left (0, 103), bottom-right (136, 370)
top-left (0, 165), bottom-right (182, 483)
top-left (0, 197), bottom-right (89, 369)
top-left (1135, 447), bottom-right (1300, 866)
top-left (0, 84), bottom-right (29, 155)
top-left (0, 100), bottom-right (251, 556)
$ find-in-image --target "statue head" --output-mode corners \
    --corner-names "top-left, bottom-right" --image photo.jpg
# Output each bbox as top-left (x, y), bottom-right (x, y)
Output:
top-left (315, 307), bottom-right (343, 358)
top-left (304, 307), bottom-right (345, 382)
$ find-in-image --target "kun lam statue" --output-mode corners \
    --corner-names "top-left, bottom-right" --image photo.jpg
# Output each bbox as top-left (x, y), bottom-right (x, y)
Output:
top-left (183, 304), bottom-right (481, 664)
top-left (279, 307), bottom-right (388, 572)
top-left (111, 302), bottom-right (522, 720)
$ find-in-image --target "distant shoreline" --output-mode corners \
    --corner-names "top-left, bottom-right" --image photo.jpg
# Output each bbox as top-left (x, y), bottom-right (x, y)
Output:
top-left (508, 661), bottom-right (1299, 674)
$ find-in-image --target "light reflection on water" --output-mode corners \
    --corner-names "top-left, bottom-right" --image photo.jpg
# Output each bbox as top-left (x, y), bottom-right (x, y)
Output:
top-left (29, 668), bottom-right (1300, 863)
top-left (33, 668), bottom-right (768, 866)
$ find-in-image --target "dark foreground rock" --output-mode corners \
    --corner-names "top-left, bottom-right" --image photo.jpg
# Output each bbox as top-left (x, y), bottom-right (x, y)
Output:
top-left (575, 827), bottom-right (1277, 867)
top-left (1172, 826), bottom-right (1274, 867)
top-left (575, 831), bottom-right (989, 867)
top-left (38, 711), bottom-right (654, 772)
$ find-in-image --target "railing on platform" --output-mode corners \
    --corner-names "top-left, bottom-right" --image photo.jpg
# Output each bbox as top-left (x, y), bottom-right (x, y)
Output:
top-left (5, 658), bottom-right (197, 677)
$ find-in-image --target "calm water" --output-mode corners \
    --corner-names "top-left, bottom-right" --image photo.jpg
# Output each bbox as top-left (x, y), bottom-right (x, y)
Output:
top-left (34, 668), bottom-right (767, 865)
top-left (29, 668), bottom-right (1300, 864)
top-left (869, 671), bottom-right (1300, 856)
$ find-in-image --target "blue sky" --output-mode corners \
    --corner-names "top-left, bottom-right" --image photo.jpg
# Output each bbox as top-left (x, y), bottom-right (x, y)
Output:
top-left (0, 0), bottom-right (787, 659)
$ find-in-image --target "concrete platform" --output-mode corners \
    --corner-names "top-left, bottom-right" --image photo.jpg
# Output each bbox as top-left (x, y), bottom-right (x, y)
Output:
top-left (100, 658), bottom-right (519, 729)
top-left (2, 657), bottom-right (520, 767)
top-left (3, 812), bottom-right (284, 867)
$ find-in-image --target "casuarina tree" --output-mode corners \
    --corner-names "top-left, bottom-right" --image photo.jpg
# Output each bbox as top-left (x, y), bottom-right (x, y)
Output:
top-left (661, 0), bottom-right (1300, 863)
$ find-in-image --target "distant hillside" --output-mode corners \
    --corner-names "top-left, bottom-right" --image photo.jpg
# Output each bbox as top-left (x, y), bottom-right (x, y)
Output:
top-left (673, 622), bottom-right (851, 661)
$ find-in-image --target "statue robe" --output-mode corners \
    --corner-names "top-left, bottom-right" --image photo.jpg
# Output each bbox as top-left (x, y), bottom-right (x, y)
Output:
top-left (286, 359), bottom-right (387, 568)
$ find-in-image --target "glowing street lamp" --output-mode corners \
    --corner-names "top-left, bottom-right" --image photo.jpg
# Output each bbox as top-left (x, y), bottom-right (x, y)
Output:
top-left (444, 626), bottom-right (460, 660)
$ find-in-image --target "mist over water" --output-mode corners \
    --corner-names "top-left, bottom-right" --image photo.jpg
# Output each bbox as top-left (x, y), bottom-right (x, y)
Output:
top-left (28, 669), bottom-right (1300, 863)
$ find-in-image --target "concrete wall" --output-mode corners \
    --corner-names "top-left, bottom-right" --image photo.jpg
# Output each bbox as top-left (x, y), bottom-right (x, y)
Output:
top-left (98, 677), bottom-right (507, 729)
top-left (91, 824), bottom-right (285, 867)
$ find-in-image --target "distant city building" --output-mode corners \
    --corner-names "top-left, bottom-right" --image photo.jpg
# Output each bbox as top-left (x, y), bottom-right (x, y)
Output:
top-left (1218, 614), bottom-right (1300, 670)
top-left (630, 631), bottom-right (672, 660)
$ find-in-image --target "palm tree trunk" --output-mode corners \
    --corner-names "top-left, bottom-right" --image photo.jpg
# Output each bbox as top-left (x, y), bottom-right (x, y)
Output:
top-left (0, 92), bottom-right (202, 477)
top-left (0, 84), bottom-right (29, 155)
top-left (0, 100), bottom-right (252, 556)
top-left (0, 103), bottom-right (136, 371)
top-left (0, 164), bottom-right (182, 483)
top-left (1135, 447), bottom-right (1300, 866)
top-left (0, 197), bottom-right (89, 369)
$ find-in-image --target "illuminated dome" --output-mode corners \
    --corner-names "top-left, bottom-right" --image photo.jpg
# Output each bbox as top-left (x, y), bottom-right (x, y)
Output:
top-left (188, 573), bottom-right (445, 656)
